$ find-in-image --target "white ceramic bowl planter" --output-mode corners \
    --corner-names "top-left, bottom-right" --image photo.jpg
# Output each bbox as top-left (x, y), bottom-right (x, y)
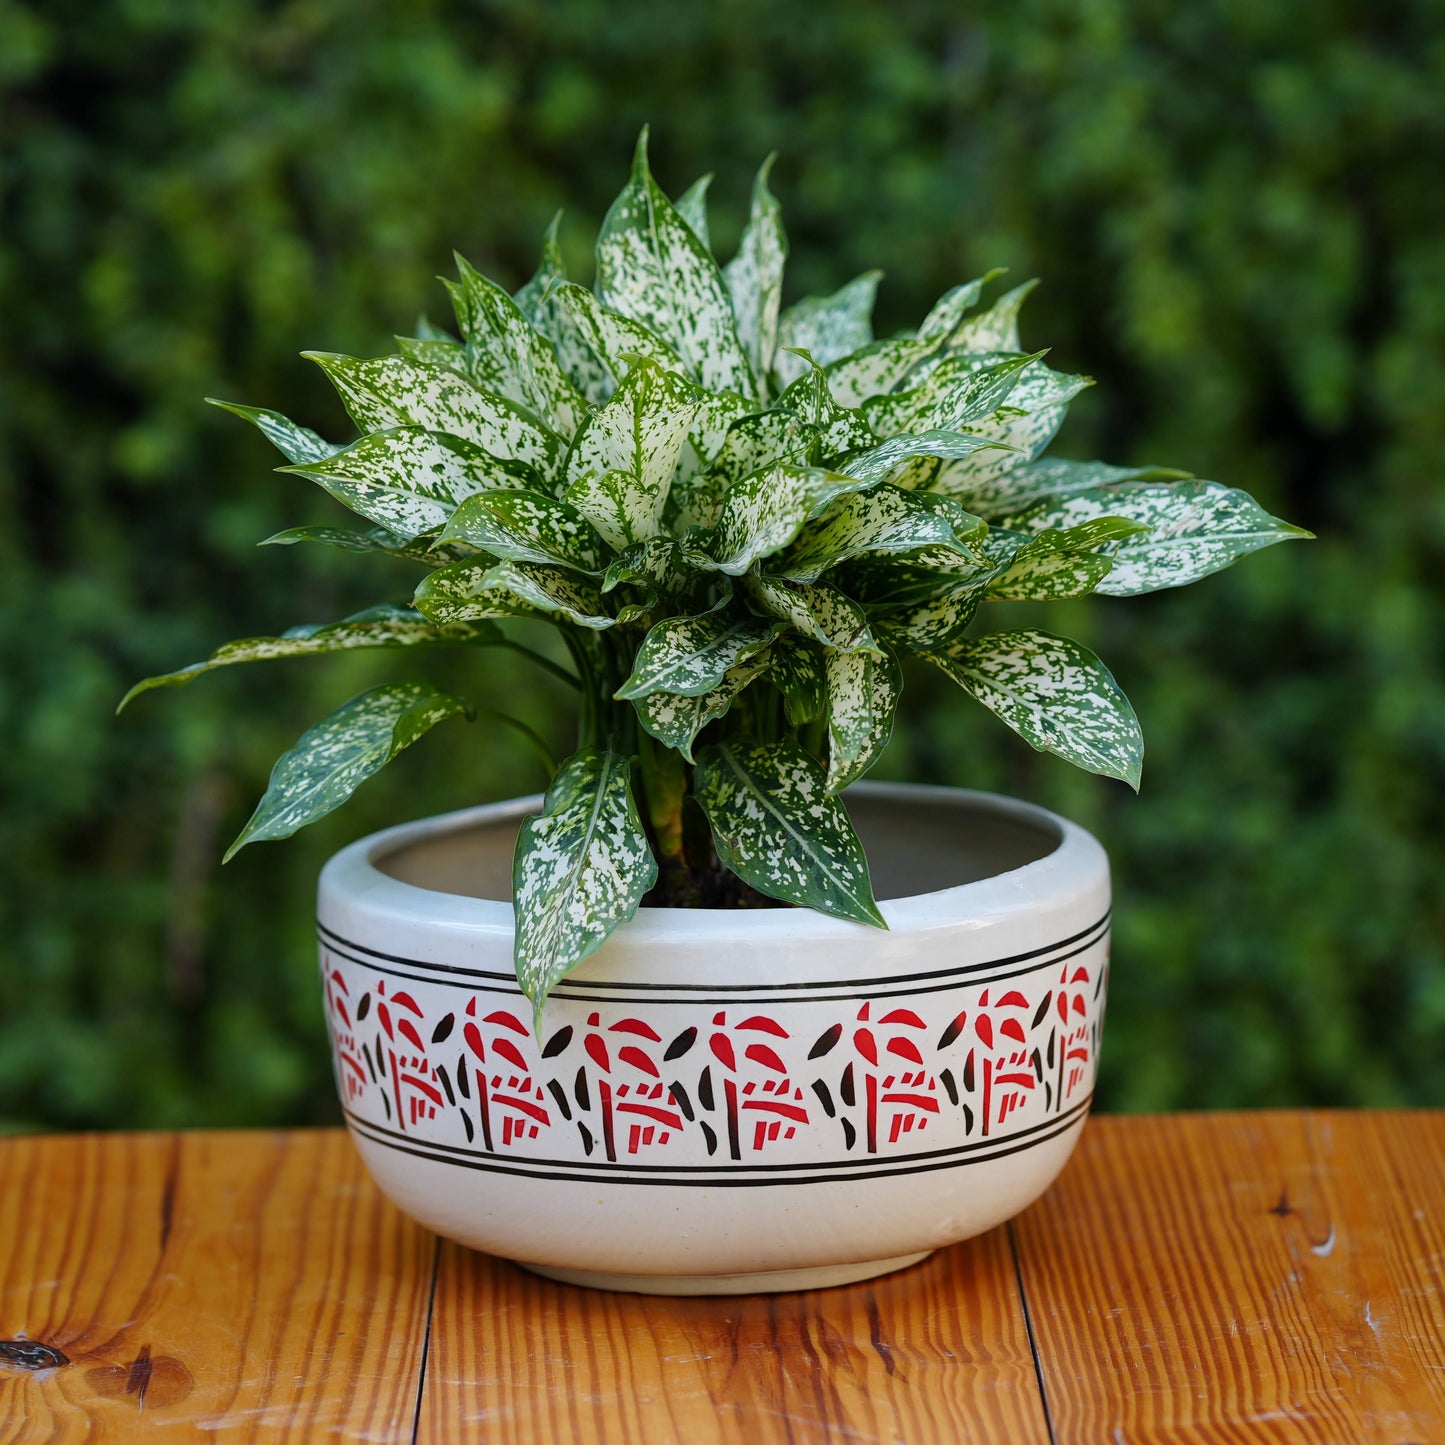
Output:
top-left (318, 781), bottom-right (1109, 1295)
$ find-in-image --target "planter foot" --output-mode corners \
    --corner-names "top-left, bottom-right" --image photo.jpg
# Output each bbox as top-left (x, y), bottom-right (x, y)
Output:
top-left (515, 1251), bottom-right (935, 1296)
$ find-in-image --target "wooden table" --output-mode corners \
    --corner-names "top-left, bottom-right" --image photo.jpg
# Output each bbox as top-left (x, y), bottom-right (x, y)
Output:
top-left (1, 1113), bottom-right (1442, 1442)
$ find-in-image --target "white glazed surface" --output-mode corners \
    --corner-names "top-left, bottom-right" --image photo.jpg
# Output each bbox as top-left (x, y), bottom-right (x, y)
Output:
top-left (318, 783), bottom-right (1110, 1286)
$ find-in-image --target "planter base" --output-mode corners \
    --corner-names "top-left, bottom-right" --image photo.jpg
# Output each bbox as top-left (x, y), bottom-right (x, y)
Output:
top-left (516, 1250), bottom-right (935, 1296)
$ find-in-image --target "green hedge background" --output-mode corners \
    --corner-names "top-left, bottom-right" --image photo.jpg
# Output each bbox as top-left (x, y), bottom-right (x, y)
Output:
top-left (3, 0), bottom-right (1442, 1131)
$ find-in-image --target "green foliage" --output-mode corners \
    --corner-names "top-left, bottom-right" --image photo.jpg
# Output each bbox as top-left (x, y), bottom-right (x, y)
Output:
top-left (121, 134), bottom-right (1301, 1013)
top-left (4, 0), bottom-right (1441, 1129)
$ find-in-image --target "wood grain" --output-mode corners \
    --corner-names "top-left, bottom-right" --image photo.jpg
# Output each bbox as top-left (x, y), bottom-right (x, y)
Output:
top-left (1012, 1111), bottom-right (1445, 1444)
top-left (0, 1130), bottom-right (434, 1442)
top-left (418, 1230), bottom-right (1050, 1445)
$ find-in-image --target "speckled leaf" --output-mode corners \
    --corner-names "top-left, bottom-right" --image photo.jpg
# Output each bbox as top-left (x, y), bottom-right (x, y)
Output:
top-left (632, 653), bottom-right (768, 760)
top-left (932, 629), bottom-right (1143, 787)
top-left (120, 606), bottom-right (496, 709)
top-left (395, 334), bottom-right (467, 373)
top-left (775, 272), bottom-right (881, 389)
top-left (1011, 482), bottom-right (1311, 595)
top-left (302, 352), bottom-right (565, 476)
top-left (280, 429), bottom-right (535, 540)
top-left (746, 575), bottom-right (878, 653)
top-left (602, 537), bottom-right (679, 593)
top-left (779, 485), bottom-right (987, 582)
top-left (207, 399), bottom-right (338, 464)
top-left (694, 737), bottom-right (886, 927)
top-left (548, 282), bottom-right (688, 405)
top-left (862, 351), bottom-right (1040, 437)
top-left (259, 524), bottom-right (441, 564)
top-left (474, 561), bottom-right (613, 628)
top-left (451, 253), bottom-right (586, 436)
top-left (226, 683), bottom-right (470, 861)
top-left (440, 490), bottom-right (607, 573)
top-left (948, 279), bottom-right (1039, 353)
top-left (415, 557), bottom-right (612, 629)
top-left (513, 212), bottom-right (567, 331)
top-left (563, 359), bottom-right (702, 547)
top-left (957, 458), bottom-right (1191, 519)
top-left (595, 130), bottom-right (757, 401)
top-left (769, 636), bottom-right (827, 725)
top-left (513, 747), bottom-right (657, 1013)
top-left (835, 429), bottom-right (1008, 487)
top-left (617, 609), bottom-right (781, 700)
top-left (983, 519), bottom-right (1147, 601)
top-left (825, 645), bottom-right (903, 792)
top-left (697, 465), bottom-right (870, 576)
top-left (724, 155), bottom-right (787, 390)
top-left (915, 270), bottom-right (1006, 344)
top-left (878, 572), bottom-right (991, 653)
top-left (823, 337), bottom-right (937, 409)
top-left (774, 354), bottom-right (876, 455)
top-left (675, 172), bottom-right (713, 250)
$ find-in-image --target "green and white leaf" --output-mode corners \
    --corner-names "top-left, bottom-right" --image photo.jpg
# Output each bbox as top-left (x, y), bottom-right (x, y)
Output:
top-left (773, 353), bottom-right (876, 454)
top-left (982, 519), bottom-right (1147, 601)
top-left (513, 747), bottom-right (657, 1014)
top-left (207, 399), bottom-right (338, 465)
top-left (563, 359), bottom-right (702, 547)
top-left (694, 737), bottom-right (886, 926)
top-left (1010, 482), bottom-right (1312, 595)
top-left (546, 282), bottom-right (688, 406)
top-left (595, 130), bottom-right (757, 400)
top-left (120, 605), bottom-right (496, 709)
top-left (259, 523), bottom-right (441, 564)
top-left (675, 172), bottom-right (713, 250)
top-left (835, 429), bottom-right (1009, 487)
top-left (280, 428), bottom-right (533, 540)
top-left (697, 465), bottom-right (869, 576)
top-left (616, 609), bottom-right (781, 700)
top-left (877, 572), bottom-right (990, 652)
top-left (226, 682), bottom-right (470, 861)
top-left (862, 351), bottom-right (1040, 437)
top-left (746, 575), bottom-right (878, 652)
top-left (825, 645), bottom-right (902, 792)
top-left (440, 490), bottom-right (608, 574)
top-left (631, 652), bottom-right (768, 760)
top-left (957, 458), bottom-right (1192, 519)
top-left (724, 155), bottom-right (787, 390)
top-left (779, 485), bottom-right (987, 582)
top-left (512, 211), bottom-right (567, 332)
top-left (915, 270), bottom-right (1006, 345)
top-left (769, 636), bottom-right (827, 725)
top-left (824, 336), bottom-right (938, 409)
top-left (774, 271), bottom-right (880, 389)
top-left (602, 537), bottom-right (679, 593)
top-left (948, 279), bottom-right (1039, 353)
top-left (415, 557), bottom-right (612, 629)
top-left (395, 334), bottom-right (467, 373)
top-left (303, 352), bottom-right (564, 476)
top-left (451, 253), bottom-right (586, 435)
top-left (930, 629), bottom-right (1143, 788)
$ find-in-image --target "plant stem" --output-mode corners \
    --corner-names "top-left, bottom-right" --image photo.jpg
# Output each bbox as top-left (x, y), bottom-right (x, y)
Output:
top-left (472, 709), bottom-right (558, 777)
top-left (492, 638), bottom-right (581, 690)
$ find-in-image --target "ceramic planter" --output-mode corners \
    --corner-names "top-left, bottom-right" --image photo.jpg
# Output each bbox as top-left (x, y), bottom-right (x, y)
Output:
top-left (318, 782), bottom-right (1109, 1295)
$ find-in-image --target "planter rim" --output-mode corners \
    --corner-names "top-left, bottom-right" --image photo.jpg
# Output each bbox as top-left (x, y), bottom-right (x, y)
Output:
top-left (320, 781), bottom-right (1107, 946)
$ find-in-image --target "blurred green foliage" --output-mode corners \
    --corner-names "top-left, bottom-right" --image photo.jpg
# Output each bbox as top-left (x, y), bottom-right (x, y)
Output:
top-left (2, 0), bottom-right (1442, 1131)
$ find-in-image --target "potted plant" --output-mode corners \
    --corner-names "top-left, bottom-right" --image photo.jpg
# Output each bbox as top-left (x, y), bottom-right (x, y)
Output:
top-left (123, 132), bottom-right (1307, 1294)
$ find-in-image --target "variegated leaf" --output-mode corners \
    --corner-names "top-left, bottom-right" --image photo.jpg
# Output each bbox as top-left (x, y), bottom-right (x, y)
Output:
top-left (724, 155), bottom-right (787, 391)
top-left (674, 172), bottom-right (713, 250)
top-left (563, 359), bottom-right (702, 547)
top-left (303, 352), bottom-right (565, 476)
top-left (677, 388), bottom-right (753, 483)
top-left (451, 253), bottom-right (586, 435)
top-left (280, 428), bottom-right (534, 540)
top-left (512, 211), bottom-right (567, 332)
top-left (207, 398), bottom-right (338, 465)
top-left (774, 271), bottom-right (881, 389)
top-left (930, 629), bottom-right (1143, 788)
top-left (547, 282), bottom-right (688, 405)
top-left (825, 645), bottom-right (903, 792)
top-left (601, 537), bottom-right (680, 593)
top-left (513, 747), bottom-right (657, 1014)
top-left (824, 336), bottom-right (937, 408)
top-left (439, 490), bottom-right (608, 574)
top-left (1010, 482), bottom-right (1312, 595)
top-left (983, 519), bottom-right (1147, 601)
top-left (915, 269), bottom-right (1006, 344)
top-left (226, 682), bottom-right (470, 860)
top-left (693, 737), bottom-right (886, 926)
top-left (616, 609), bottom-right (781, 700)
top-left (877, 572), bottom-right (991, 652)
top-left (595, 130), bottom-right (757, 401)
top-left (769, 635), bottom-right (827, 725)
top-left (395, 335), bottom-right (467, 373)
top-left (120, 606), bottom-right (497, 709)
top-left (696, 465), bottom-right (870, 576)
top-left (774, 353), bottom-right (876, 455)
top-left (415, 557), bottom-right (613, 629)
top-left (746, 575), bottom-right (878, 652)
top-left (835, 429), bottom-right (1009, 487)
top-left (632, 652), bottom-right (767, 760)
top-left (778, 485), bottom-right (987, 583)
top-left (259, 523), bottom-right (441, 564)
top-left (957, 457), bottom-right (1192, 519)
top-left (948, 279), bottom-right (1039, 353)
top-left (862, 351), bottom-right (1041, 437)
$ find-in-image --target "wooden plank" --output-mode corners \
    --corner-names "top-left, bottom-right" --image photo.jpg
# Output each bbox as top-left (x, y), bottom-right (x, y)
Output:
top-left (1011, 1111), bottom-right (1445, 1443)
top-left (0, 1130), bottom-right (435, 1442)
top-left (419, 1229), bottom-right (1051, 1444)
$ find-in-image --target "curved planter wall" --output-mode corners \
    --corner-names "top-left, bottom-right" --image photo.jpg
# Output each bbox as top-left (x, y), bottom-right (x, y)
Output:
top-left (317, 782), bottom-right (1110, 1294)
